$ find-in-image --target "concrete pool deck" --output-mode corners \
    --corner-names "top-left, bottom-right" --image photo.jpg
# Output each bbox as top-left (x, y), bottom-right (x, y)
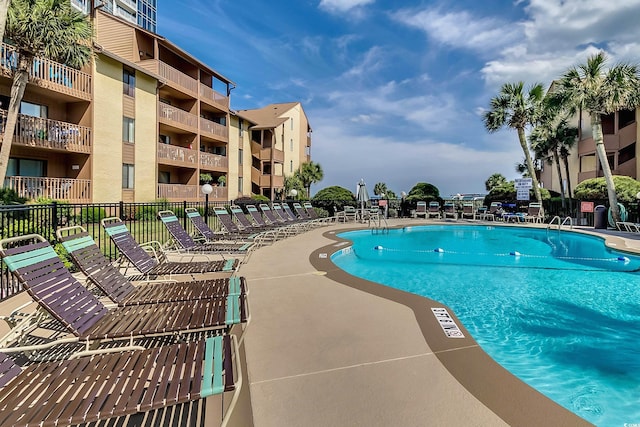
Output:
top-left (238, 219), bottom-right (629, 427)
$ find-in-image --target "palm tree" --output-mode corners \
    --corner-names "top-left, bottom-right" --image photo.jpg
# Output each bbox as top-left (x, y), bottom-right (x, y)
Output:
top-left (530, 117), bottom-right (578, 210)
top-left (373, 182), bottom-right (387, 196)
top-left (483, 82), bottom-right (545, 204)
top-left (0, 0), bottom-right (93, 184)
top-left (485, 173), bottom-right (507, 192)
top-left (295, 161), bottom-right (324, 198)
top-left (554, 52), bottom-right (640, 222)
top-left (0, 0), bottom-right (10, 42)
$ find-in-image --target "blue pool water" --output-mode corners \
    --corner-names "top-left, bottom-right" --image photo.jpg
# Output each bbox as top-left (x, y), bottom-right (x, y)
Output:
top-left (332, 225), bottom-right (640, 427)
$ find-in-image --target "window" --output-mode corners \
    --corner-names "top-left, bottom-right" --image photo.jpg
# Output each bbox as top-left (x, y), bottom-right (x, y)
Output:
top-left (122, 164), bottom-right (134, 189)
top-left (290, 160), bottom-right (293, 173)
top-left (123, 68), bottom-right (135, 97)
top-left (20, 101), bottom-right (47, 118)
top-left (7, 158), bottom-right (46, 176)
top-left (238, 149), bottom-right (243, 165)
top-left (290, 138), bottom-right (293, 151)
top-left (290, 117), bottom-right (294, 130)
top-left (159, 134), bottom-right (170, 144)
top-left (238, 176), bottom-right (243, 192)
top-left (619, 109), bottom-right (636, 129)
top-left (158, 171), bottom-right (170, 184)
top-left (123, 117), bottom-right (135, 143)
top-left (618, 142), bottom-right (636, 165)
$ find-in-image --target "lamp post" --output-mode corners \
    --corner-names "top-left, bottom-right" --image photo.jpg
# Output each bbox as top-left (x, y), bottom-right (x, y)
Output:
top-left (289, 189), bottom-right (298, 199)
top-left (201, 183), bottom-right (213, 223)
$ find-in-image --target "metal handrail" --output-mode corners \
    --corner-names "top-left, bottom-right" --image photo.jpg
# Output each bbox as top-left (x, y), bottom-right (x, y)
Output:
top-left (561, 216), bottom-right (573, 229)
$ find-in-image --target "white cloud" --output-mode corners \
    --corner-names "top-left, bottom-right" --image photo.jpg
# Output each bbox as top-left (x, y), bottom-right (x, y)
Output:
top-left (319, 0), bottom-right (374, 14)
top-left (342, 46), bottom-right (385, 77)
top-left (392, 7), bottom-right (523, 54)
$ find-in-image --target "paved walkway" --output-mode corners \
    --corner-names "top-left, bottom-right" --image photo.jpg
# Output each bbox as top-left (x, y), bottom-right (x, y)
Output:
top-left (239, 220), bottom-right (603, 427)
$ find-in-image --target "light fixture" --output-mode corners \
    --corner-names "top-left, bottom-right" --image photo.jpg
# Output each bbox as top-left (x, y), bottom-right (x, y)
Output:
top-left (289, 189), bottom-right (298, 197)
top-left (201, 183), bottom-right (213, 195)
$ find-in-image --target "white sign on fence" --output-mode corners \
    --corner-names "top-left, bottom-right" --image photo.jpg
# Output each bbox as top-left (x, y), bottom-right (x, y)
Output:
top-left (517, 189), bottom-right (530, 201)
top-left (514, 178), bottom-right (533, 189)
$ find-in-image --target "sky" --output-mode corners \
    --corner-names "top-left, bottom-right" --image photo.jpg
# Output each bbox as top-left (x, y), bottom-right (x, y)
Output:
top-left (159, 0), bottom-right (640, 198)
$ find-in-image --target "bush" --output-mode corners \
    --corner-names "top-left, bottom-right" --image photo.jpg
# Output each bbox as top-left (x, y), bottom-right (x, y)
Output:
top-left (79, 206), bottom-right (107, 223)
top-left (0, 188), bottom-right (26, 205)
top-left (135, 205), bottom-right (157, 220)
top-left (405, 182), bottom-right (440, 205)
top-left (312, 186), bottom-right (356, 216)
top-left (574, 176), bottom-right (640, 203)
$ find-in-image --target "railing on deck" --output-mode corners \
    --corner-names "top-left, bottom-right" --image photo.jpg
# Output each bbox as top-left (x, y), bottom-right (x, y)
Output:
top-left (5, 177), bottom-right (91, 203)
top-left (157, 143), bottom-right (197, 165)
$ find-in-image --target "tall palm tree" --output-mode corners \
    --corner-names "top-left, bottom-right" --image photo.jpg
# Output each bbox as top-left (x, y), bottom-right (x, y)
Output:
top-left (554, 52), bottom-right (640, 222)
top-left (0, 0), bottom-right (10, 42)
top-left (530, 117), bottom-right (578, 210)
top-left (296, 161), bottom-right (323, 198)
top-left (373, 182), bottom-right (387, 196)
top-left (485, 173), bottom-right (507, 192)
top-left (0, 0), bottom-right (93, 184)
top-left (483, 82), bottom-right (545, 204)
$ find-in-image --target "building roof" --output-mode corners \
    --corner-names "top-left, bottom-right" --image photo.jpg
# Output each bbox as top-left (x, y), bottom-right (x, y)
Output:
top-left (237, 102), bottom-right (312, 131)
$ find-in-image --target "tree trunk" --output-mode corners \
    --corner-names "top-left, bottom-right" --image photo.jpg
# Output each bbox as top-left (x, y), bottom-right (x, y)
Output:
top-left (591, 112), bottom-right (620, 223)
top-left (562, 154), bottom-right (573, 214)
top-left (517, 127), bottom-right (542, 204)
top-left (0, 55), bottom-right (30, 185)
top-left (0, 0), bottom-right (10, 44)
top-left (553, 149), bottom-right (565, 209)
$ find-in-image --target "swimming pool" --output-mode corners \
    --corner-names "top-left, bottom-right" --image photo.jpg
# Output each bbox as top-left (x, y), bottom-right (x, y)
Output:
top-left (332, 225), bottom-right (640, 427)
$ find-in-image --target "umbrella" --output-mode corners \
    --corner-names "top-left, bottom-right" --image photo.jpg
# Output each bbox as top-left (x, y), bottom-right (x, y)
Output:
top-left (356, 179), bottom-right (369, 222)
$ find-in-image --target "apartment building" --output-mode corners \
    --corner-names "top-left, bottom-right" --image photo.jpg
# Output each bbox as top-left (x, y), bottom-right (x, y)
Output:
top-left (538, 108), bottom-right (639, 195)
top-left (71, 0), bottom-right (157, 33)
top-left (237, 103), bottom-right (312, 200)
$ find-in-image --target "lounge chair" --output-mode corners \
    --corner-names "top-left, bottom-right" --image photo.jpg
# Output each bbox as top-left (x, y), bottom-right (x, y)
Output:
top-left (477, 206), bottom-right (493, 221)
top-left (461, 202), bottom-right (477, 220)
top-left (415, 201), bottom-right (427, 218)
top-left (524, 202), bottom-right (544, 223)
top-left (303, 202), bottom-right (333, 225)
top-left (57, 226), bottom-right (248, 306)
top-left (101, 217), bottom-right (239, 278)
top-left (336, 205), bottom-right (358, 222)
top-left (0, 335), bottom-right (241, 427)
top-left (212, 206), bottom-right (278, 244)
top-left (426, 201), bottom-right (441, 219)
top-left (487, 202), bottom-right (502, 220)
top-left (158, 210), bottom-right (254, 255)
top-left (246, 205), bottom-right (294, 236)
top-left (258, 204), bottom-right (300, 235)
top-left (274, 203), bottom-right (312, 230)
top-left (0, 234), bottom-right (248, 343)
top-left (442, 202), bottom-right (458, 220)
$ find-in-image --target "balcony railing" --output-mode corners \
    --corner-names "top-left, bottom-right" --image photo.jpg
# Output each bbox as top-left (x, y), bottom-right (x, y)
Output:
top-left (0, 110), bottom-right (91, 153)
top-left (158, 103), bottom-right (198, 131)
top-left (200, 152), bottom-right (228, 169)
top-left (200, 83), bottom-right (229, 110)
top-left (1, 43), bottom-right (92, 100)
top-left (157, 143), bottom-right (197, 166)
top-left (200, 117), bottom-right (228, 141)
top-left (5, 176), bottom-right (91, 203)
top-left (158, 61), bottom-right (198, 96)
top-left (157, 184), bottom-right (228, 201)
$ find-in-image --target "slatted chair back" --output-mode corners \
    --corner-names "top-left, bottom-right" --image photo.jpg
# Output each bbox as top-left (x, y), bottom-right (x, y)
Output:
top-left (159, 210), bottom-right (199, 250)
top-left (186, 207), bottom-right (218, 241)
top-left (213, 207), bottom-right (242, 234)
top-left (230, 206), bottom-right (257, 230)
top-left (282, 203), bottom-right (300, 220)
top-left (0, 335), bottom-right (238, 427)
top-left (259, 204), bottom-right (286, 225)
top-left (246, 205), bottom-right (269, 227)
top-left (293, 202), bottom-right (311, 219)
top-left (272, 203), bottom-right (293, 223)
top-left (58, 227), bottom-right (136, 304)
top-left (0, 235), bottom-right (108, 336)
top-left (303, 202), bottom-right (320, 220)
top-left (102, 217), bottom-right (159, 274)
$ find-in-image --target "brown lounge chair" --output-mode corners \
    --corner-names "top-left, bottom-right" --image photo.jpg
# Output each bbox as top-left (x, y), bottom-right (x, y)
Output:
top-left (101, 217), bottom-right (239, 278)
top-left (57, 226), bottom-right (248, 306)
top-left (0, 234), bottom-right (248, 343)
top-left (0, 334), bottom-right (241, 427)
top-left (426, 201), bottom-right (441, 219)
top-left (209, 206), bottom-right (278, 244)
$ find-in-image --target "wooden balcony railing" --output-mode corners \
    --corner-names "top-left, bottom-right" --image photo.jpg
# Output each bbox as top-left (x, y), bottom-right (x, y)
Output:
top-left (158, 61), bottom-right (198, 96)
top-left (158, 103), bottom-right (198, 131)
top-left (0, 110), bottom-right (91, 153)
top-left (200, 83), bottom-right (229, 110)
top-left (200, 117), bottom-right (228, 141)
top-left (157, 143), bottom-right (198, 166)
top-left (1, 43), bottom-right (91, 100)
top-left (5, 176), bottom-right (91, 203)
top-left (200, 152), bottom-right (228, 169)
top-left (157, 184), bottom-right (228, 201)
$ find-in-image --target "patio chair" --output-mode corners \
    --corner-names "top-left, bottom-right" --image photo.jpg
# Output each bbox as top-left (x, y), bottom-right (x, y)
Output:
top-left (524, 202), bottom-right (544, 223)
top-left (477, 206), bottom-right (493, 221)
top-left (442, 202), bottom-right (458, 220)
top-left (158, 210), bottom-right (254, 255)
top-left (303, 201), bottom-right (334, 225)
top-left (258, 203), bottom-right (300, 235)
top-left (0, 234), bottom-right (248, 343)
top-left (247, 205), bottom-right (294, 236)
top-left (487, 202), bottom-right (503, 221)
top-left (426, 201), bottom-right (441, 219)
top-left (228, 206), bottom-right (282, 242)
top-left (101, 217), bottom-right (239, 278)
top-left (461, 202), bottom-right (477, 220)
top-left (335, 205), bottom-right (358, 222)
top-left (415, 201), bottom-right (427, 218)
top-left (0, 334), bottom-right (241, 427)
top-left (57, 226), bottom-right (248, 306)
top-left (274, 203), bottom-right (312, 230)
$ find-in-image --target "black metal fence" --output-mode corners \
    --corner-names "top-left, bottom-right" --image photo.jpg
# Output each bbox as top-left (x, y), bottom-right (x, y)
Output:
top-left (0, 200), bottom-right (228, 300)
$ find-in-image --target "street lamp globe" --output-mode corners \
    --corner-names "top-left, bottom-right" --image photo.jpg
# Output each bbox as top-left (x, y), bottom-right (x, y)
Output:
top-left (289, 189), bottom-right (298, 198)
top-left (201, 183), bottom-right (213, 196)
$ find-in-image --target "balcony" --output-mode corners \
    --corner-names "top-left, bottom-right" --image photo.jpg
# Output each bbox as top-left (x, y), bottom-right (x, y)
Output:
top-left (158, 103), bottom-right (198, 132)
top-left (5, 176), bottom-right (91, 203)
top-left (1, 111), bottom-right (91, 154)
top-left (157, 143), bottom-right (198, 167)
top-left (200, 117), bottom-right (228, 142)
top-left (250, 141), bottom-right (284, 162)
top-left (139, 59), bottom-right (198, 97)
top-left (0, 43), bottom-right (91, 100)
top-left (200, 152), bottom-right (228, 169)
top-left (157, 183), bottom-right (228, 201)
top-left (251, 167), bottom-right (284, 188)
top-left (200, 83), bottom-right (229, 110)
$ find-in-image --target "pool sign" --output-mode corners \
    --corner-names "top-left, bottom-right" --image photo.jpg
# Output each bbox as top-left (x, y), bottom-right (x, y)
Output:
top-left (514, 178), bottom-right (533, 189)
top-left (581, 201), bottom-right (594, 213)
top-left (516, 189), bottom-right (530, 201)
top-left (431, 307), bottom-right (465, 338)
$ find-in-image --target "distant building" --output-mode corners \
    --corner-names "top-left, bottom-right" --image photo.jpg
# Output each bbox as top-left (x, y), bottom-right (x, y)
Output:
top-left (70, 0), bottom-right (157, 33)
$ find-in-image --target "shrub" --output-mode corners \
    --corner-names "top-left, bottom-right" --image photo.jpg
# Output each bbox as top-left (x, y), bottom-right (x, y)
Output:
top-left (574, 176), bottom-right (640, 203)
top-left (79, 206), bottom-right (107, 223)
top-left (0, 188), bottom-right (26, 205)
top-left (135, 205), bottom-right (157, 220)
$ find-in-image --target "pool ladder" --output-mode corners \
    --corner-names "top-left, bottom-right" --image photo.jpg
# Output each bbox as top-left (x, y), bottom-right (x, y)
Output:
top-left (547, 216), bottom-right (573, 231)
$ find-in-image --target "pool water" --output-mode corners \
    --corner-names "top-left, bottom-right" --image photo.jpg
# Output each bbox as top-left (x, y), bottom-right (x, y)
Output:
top-left (332, 225), bottom-right (640, 427)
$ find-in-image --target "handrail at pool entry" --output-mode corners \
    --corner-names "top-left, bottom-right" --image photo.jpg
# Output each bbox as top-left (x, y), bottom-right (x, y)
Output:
top-left (547, 215), bottom-right (572, 231)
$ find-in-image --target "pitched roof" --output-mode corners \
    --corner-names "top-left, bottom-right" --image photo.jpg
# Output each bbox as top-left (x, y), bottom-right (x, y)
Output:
top-left (237, 102), bottom-right (301, 130)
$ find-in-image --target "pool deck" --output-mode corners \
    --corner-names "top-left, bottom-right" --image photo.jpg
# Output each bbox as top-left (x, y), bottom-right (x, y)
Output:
top-left (239, 219), bottom-right (638, 427)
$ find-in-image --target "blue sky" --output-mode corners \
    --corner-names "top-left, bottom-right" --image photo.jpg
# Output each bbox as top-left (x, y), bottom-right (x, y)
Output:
top-left (159, 0), bottom-right (640, 197)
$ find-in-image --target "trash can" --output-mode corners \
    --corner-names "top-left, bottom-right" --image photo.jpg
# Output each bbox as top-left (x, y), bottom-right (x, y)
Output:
top-left (594, 205), bottom-right (607, 229)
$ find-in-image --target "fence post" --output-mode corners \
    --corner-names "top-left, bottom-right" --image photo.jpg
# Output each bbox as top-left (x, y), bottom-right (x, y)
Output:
top-left (119, 201), bottom-right (124, 220)
top-left (183, 200), bottom-right (188, 231)
top-left (52, 201), bottom-right (58, 234)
